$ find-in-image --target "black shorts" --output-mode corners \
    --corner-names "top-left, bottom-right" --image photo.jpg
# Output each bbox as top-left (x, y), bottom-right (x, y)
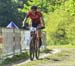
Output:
top-left (32, 22), bottom-right (40, 27)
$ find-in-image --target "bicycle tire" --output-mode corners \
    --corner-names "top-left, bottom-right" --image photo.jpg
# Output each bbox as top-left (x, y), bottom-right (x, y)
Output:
top-left (35, 40), bottom-right (40, 59)
top-left (30, 38), bottom-right (35, 61)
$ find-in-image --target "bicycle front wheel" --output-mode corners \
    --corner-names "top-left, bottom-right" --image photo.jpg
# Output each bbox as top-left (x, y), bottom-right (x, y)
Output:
top-left (30, 38), bottom-right (35, 61)
top-left (35, 40), bottom-right (40, 59)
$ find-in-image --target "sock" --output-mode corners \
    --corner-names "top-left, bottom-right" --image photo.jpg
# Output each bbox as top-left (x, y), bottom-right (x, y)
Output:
top-left (39, 38), bottom-right (42, 47)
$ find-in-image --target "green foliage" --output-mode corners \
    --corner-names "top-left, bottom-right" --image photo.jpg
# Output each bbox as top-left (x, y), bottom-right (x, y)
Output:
top-left (64, 0), bottom-right (75, 16)
top-left (45, 0), bottom-right (75, 45)
top-left (0, 0), bottom-right (26, 27)
top-left (0, 0), bottom-right (75, 45)
top-left (19, 0), bottom-right (57, 13)
top-left (18, 0), bottom-right (75, 45)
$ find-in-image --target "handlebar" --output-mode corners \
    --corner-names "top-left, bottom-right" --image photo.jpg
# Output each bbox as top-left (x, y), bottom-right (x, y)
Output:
top-left (22, 22), bottom-right (45, 30)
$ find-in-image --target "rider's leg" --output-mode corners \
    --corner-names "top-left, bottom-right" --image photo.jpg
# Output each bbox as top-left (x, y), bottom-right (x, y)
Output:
top-left (37, 29), bottom-right (42, 48)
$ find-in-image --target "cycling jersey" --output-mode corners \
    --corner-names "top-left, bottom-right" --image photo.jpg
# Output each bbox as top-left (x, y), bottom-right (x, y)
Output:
top-left (27, 11), bottom-right (42, 23)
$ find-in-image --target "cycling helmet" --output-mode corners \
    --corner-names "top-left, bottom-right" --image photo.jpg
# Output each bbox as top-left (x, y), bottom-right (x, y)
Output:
top-left (31, 6), bottom-right (38, 10)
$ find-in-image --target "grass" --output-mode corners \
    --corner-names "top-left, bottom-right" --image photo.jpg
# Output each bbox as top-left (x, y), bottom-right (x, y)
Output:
top-left (0, 52), bottom-right (29, 66)
top-left (0, 44), bottom-right (3, 57)
top-left (47, 44), bottom-right (75, 49)
top-left (15, 45), bottom-right (75, 66)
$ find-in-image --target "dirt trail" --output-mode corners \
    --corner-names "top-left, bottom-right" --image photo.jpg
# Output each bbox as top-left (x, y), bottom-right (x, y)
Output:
top-left (12, 49), bottom-right (62, 66)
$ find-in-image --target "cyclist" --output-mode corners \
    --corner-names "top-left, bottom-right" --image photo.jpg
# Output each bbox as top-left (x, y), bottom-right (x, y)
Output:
top-left (22, 6), bottom-right (45, 47)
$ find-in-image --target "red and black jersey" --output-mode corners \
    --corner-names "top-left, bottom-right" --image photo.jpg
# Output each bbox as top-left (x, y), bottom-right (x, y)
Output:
top-left (27, 11), bottom-right (42, 23)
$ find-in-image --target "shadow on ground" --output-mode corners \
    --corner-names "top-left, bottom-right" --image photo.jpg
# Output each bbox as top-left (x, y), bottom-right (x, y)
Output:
top-left (1, 58), bottom-right (29, 66)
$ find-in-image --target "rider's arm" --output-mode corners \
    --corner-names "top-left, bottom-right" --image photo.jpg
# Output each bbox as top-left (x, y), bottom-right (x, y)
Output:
top-left (40, 13), bottom-right (45, 27)
top-left (22, 14), bottom-right (29, 26)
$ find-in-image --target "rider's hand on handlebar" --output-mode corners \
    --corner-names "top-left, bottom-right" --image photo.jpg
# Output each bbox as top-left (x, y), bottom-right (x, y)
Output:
top-left (22, 22), bottom-right (29, 30)
top-left (22, 21), bottom-right (25, 27)
top-left (22, 24), bottom-right (25, 27)
top-left (37, 24), bottom-right (44, 29)
top-left (41, 23), bottom-right (45, 29)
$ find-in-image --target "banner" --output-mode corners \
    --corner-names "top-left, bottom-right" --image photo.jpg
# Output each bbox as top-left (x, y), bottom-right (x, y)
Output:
top-left (13, 29), bottom-right (21, 54)
top-left (1, 28), bottom-right (46, 58)
top-left (2, 28), bottom-right (13, 56)
top-left (21, 30), bottom-right (30, 50)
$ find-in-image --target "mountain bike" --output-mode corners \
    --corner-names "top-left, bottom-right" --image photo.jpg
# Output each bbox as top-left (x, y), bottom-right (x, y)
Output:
top-left (30, 27), bottom-right (40, 60)
top-left (22, 23), bottom-right (44, 61)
